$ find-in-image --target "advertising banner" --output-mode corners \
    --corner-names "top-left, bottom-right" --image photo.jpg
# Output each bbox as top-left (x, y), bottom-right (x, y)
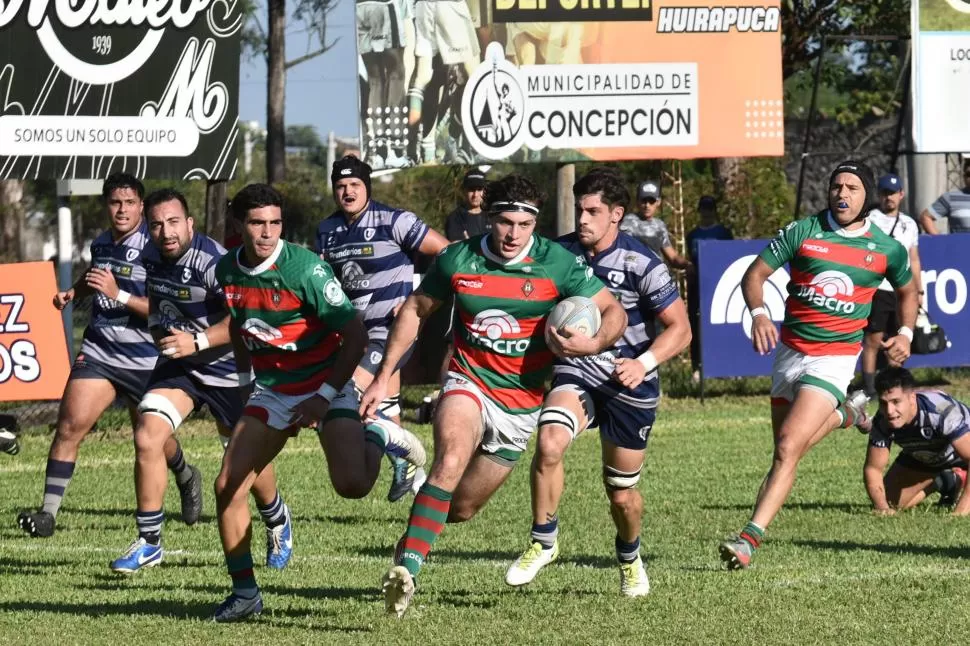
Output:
top-left (698, 236), bottom-right (970, 379)
top-left (0, 263), bottom-right (71, 401)
top-left (0, 0), bottom-right (242, 180)
top-left (355, 0), bottom-right (784, 169)
top-left (912, 0), bottom-right (970, 152)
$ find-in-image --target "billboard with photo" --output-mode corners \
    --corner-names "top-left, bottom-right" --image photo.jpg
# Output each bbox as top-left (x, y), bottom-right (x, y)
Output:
top-left (912, 0), bottom-right (970, 152)
top-left (355, 0), bottom-right (784, 169)
top-left (0, 0), bottom-right (242, 180)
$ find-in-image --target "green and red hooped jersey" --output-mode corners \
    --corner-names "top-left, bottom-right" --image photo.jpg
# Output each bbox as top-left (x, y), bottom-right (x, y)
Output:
top-left (421, 234), bottom-right (605, 413)
top-left (759, 211), bottom-right (912, 356)
top-left (215, 240), bottom-right (357, 395)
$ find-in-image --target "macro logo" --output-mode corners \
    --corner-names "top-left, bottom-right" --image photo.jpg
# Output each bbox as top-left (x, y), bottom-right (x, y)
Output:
top-left (710, 255), bottom-right (789, 339)
top-left (468, 308), bottom-right (529, 354)
top-left (796, 270), bottom-right (856, 314)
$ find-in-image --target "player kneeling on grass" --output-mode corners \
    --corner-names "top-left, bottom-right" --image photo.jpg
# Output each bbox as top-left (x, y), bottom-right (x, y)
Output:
top-left (862, 367), bottom-right (970, 515)
top-left (719, 161), bottom-right (918, 570)
top-left (360, 173), bottom-right (628, 617)
top-left (504, 167), bottom-right (691, 597)
top-left (110, 189), bottom-right (293, 576)
top-left (210, 184), bottom-right (427, 623)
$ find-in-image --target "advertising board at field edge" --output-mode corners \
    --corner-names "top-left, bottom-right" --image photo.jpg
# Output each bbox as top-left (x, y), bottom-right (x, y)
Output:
top-left (355, 0), bottom-right (783, 169)
top-left (698, 237), bottom-right (970, 379)
top-left (0, 263), bottom-right (70, 402)
top-left (0, 0), bottom-right (242, 180)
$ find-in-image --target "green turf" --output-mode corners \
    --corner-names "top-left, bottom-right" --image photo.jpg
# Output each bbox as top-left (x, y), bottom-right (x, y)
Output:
top-left (3, 380), bottom-right (970, 644)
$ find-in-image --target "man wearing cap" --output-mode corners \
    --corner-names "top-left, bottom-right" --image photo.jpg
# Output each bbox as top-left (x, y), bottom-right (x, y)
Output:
top-left (919, 159), bottom-right (970, 234)
top-left (445, 168), bottom-right (490, 242)
top-left (719, 160), bottom-right (918, 571)
top-left (619, 180), bottom-right (691, 270)
top-left (685, 196), bottom-right (733, 380)
top-left (861, 174), bottom-right (923, 398)
top-left (316, 156), bottom-right (448, 501)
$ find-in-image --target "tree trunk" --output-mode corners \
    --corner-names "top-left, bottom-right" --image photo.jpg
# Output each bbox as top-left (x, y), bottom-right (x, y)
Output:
top-left (0, 179), bottom-right (25, 262)
top-left (713, 157), bottom-right (742, 197)
top-left (266, 0), bottom-right (287, 184)
top-left (205, 180), bottom-right (228, 242)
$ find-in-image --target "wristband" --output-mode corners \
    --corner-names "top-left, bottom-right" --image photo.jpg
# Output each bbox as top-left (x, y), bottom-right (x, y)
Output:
top-left (237, 372), bottom-right (253, 386)
top-left (636, 350), bottom-right (658, 373)
top-left (897, 326), bottom-right (914, 342)
top-left (749, 306), bottom-right (768, 319)
top-left (318, 383), bottom-right (339, 403)
top-left (193, 332), bottom-right (210, 353)
top-left (116, 290), bottom-right (131, 305)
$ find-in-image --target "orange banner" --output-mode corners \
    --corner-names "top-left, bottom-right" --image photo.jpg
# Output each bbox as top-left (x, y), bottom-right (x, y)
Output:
top-left (0, 262), bottom-right (70, 401)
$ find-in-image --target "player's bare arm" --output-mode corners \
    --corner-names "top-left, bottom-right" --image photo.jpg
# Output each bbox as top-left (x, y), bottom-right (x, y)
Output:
top-left (418, 229), bottom-right (449, 256)
top-left (614, 297), bottom-right (691, 390)
top-left (360, 290), bottom-right (441, 419)
top-left (548, 288), bottom-right (627, 359)
top-left (862, 444), bottom-right (893, 514)
top-left (741, 257), bottom-right (778, 355)
top-left (157, 314), bottom-right (232, 360)
top-left (909, 246), bottom-right (923, 295)
top-left (918, 209), bottom-right (938, 235)
top-left (948, 434), bottom-right (970, 516)
top-left (662, 244), bottom-right (691, 270)
top-left (883, 278), bottom-right (918, 366)
top-left (228, 322), bottom-right (255, 400)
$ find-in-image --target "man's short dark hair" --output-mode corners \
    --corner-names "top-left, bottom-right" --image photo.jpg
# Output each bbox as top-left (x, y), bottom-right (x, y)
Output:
top-left (230, 184), bottom-right (284, 221)
top-left (102, 172), bottom-right (145, 201)
top-left (484, 174), bottom-right (545, 213)
top-left (875, 367), bottom-right (917, 395)
top-left (573, 167), bottom-right (629, 210)
top-left (144, 188), bottom-right (190, 219)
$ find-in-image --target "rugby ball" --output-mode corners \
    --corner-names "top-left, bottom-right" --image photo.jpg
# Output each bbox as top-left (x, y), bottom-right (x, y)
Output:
top-left (547, 296), bottom-right (601, 337)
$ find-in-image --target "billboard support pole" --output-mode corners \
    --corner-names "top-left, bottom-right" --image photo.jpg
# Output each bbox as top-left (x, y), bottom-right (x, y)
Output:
top-left (557, 163), bottom-right (575, 236)
top-left (56, 196), bottom-right (73, 359)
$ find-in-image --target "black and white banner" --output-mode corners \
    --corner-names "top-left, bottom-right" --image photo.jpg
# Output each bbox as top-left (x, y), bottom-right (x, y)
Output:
top-left (0, 0), bottom-right (242, 180)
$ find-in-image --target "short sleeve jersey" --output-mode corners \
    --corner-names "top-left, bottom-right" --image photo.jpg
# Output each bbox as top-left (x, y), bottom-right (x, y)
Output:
top-left (869, 391), bottom-right (970, 469)
top-left (758, 211), bottom-right (911, 356)
top-left (867, 210), bottom-right (919, 292)
top-left (927, 189), bottom-right (970, 233)
top-left (216, 240), bottom-right (356, 395)
top-left (421, 234), bottom-right (604, 414)
top-left (619, 214), bottom-right (671, 258)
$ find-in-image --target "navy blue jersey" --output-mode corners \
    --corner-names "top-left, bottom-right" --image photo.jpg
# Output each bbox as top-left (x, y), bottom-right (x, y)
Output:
top-left (870, 391), bottom-right (970, 469)
top-left (145, 233), bottom-right (235, 387)
top-left (554, 232), bottom-right (680, 407)
top-left (79, 220), bottom-right (158, 371)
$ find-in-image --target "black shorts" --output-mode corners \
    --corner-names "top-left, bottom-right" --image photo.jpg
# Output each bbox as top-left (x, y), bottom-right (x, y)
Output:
top-left (550, 375), bottom-right (657, 451)
top-left (865, 290), bottom-right (898, 335)
top-left (893, 452), bottom-right (967, 474)
top-left (358, 336), bottom-right (415, 376)
top-left (70, 356), bottom-right (153, 405)
top-left (145, 360), bottom-right (243, 429)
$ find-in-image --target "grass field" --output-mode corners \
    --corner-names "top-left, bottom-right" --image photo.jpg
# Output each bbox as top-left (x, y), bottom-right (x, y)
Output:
top-left (3, 377), bottom-right (970, 645)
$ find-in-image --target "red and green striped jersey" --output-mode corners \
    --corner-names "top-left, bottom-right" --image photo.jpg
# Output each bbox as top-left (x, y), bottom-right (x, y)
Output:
top-left (759, 211), bottom-right (912, 356)
top-left (421, 234), bottom-right (604, 413)
top-left (215, 240), bottom-right (356, 395)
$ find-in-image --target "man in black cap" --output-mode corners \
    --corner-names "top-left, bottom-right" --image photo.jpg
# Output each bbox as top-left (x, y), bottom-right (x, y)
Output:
top-left (445, 168), bottom-right (490, 242)
top-left (719, 160), bottom-right (918, 571)
top-left (619, 179), bottom-right (691, 270)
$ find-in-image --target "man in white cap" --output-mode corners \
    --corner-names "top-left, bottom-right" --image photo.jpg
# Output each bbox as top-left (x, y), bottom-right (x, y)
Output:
top-left (619, 180), bottom-right (691, 270)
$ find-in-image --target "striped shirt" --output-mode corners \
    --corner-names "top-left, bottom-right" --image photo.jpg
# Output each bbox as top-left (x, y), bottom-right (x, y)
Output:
top-left (554, 232), bottom-right (679, 407)
top-left (145, 233), bottom-right (236, 388)
top-left (619, 214), bottom-right (672, 258)
top-left (78, 221), bottom-right (159, 372)
top-left (315, 200), bottom-right (430, 341)
top-left (927, 189), bottom-right (970, 233)
top-left (869, 391), bottom-right (970, 469)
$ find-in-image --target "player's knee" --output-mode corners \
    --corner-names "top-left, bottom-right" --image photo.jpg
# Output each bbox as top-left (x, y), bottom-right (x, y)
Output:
top-left (536, 428), bottom-right (570, 467)
top-left (133, 419), bottom-right (169, 456)
top-left (435, 452), bottom-right (468, 481)
top-left (607, 486), bottom-right (641, 514)
top-left (54, 416), bottom-right (91, 444)
top-left (773, 436), bottom-right (804, 466)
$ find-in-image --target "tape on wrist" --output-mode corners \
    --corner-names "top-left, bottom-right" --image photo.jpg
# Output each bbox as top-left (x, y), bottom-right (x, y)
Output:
top-left (636, 350), bottom-right (658, 373)
top-left (237, 372), bottom-right (253, 386)
top-left (319, 383), bottom-right (339, 403)
top-left (193, 332), bottom-right (210, 353)
top-left (749, 306), bottom-right (768, 319)
top-left (116, 290), bottom-right (131, 305)
top-left (897, 326), bottom-right (914, 342)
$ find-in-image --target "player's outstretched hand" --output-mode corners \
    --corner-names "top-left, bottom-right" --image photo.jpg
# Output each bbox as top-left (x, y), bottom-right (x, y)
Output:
top-left (750, 314), bottom-right (778, 355)
top-left (53, 288), bottom-right (75, 310)
top-left (157, 327), bottom-right (195, 359)
top-left (612, 357), bottom-right (647, 390)
top-left (291, 394), bottom-right (330, 428)
top-left (85, 267), bottom-right (120, 300)
top-left (881, 334), bottom-right (911, 367)
top-left (547, 326), bottom-right (598, 358)
top-left (359, 379), bottom-right (388, 421)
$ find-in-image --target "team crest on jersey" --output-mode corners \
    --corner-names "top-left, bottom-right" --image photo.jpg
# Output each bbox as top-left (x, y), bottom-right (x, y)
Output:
top-left (271, 280), bottom-right (282, 307)
top-left (181, 267), bottom-right (192, 283)
top-left (126, 248), bottom-right (139, 262)
top-left (865, 253), bottom-right (874, 266)
top-left (522, 280), bottom-right (534, 297)
top-left (313, 264), bottom-right (327, 278)
top-left (607, 270), bottom-right (624, 287)
top-left (324, 279), bottom-right (345, 305)
top-left (364, 228), bottom-right (376, 241)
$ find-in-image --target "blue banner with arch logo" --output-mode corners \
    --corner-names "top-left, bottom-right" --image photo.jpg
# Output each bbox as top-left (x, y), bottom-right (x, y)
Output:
top-left (698, 237), bottom-right (970, 378)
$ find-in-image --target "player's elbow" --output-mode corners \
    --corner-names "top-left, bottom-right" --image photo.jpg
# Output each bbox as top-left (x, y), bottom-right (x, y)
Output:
top-left (338, 314), bottom-right (368, 362)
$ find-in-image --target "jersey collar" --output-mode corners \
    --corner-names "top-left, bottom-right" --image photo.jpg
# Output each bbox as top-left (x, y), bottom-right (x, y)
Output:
top-left (825, 211), bottom-right (871, 238)
top-left (480, 234), bottom-right (535, 265)
top-left (235, 239), bottom-right (284, 275)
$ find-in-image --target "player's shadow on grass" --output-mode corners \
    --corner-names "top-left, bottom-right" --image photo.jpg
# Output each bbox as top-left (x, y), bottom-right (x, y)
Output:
top-left (79, 578), bottom-right (380, 603)
top-left (700, 502), bottom-right (868, 514)
top-left (0, 556), bottom-right (74, 576)
top-left (292, 513), bottom-right (401, 526)
top-left (792, 539), bottom-right (970, 559)
top-left (0, 599), bottom-right (213, 621)
top-left (58, 506), bottom-right (218, 525)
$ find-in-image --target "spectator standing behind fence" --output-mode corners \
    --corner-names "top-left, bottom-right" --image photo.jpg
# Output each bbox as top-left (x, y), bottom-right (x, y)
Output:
top-left (861, 174), bottom-right (923, 398)
top-left (619, 180), bottom-right (691, 271)
top-left (684, 196), bottom-right (732, 381)
top-left (919, 160), bottom-right (970, 234)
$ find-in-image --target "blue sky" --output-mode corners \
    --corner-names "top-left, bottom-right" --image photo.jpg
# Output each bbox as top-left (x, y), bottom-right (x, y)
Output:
top-left (238, 0), bottom-right (361, 140)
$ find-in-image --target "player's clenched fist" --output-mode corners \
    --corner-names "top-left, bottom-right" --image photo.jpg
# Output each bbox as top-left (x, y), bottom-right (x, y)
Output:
top-left (53, 288), bottom-right (75, 310)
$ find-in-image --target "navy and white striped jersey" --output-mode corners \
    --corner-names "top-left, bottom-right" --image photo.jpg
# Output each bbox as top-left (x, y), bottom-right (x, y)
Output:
top-left (144, 233), bottom-right (236, 388)
top-left (927, 189), bottom-right (970, 233)
top-left (315, 200), bottom-right (430, 341)
top-left (78, 221), bottom-right (159, 372)
top-left (869, 391), bottom-right (970, 469)
top-left (554, 232), bottom-right (680, 407)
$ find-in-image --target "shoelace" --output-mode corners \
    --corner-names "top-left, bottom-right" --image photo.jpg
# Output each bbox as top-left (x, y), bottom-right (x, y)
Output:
top-left (268, 525), bottom-right (284, 553)
top-left (121, 539), bottom-right (145, 558)
top-left (518, 543), bottom-right (545, 568)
